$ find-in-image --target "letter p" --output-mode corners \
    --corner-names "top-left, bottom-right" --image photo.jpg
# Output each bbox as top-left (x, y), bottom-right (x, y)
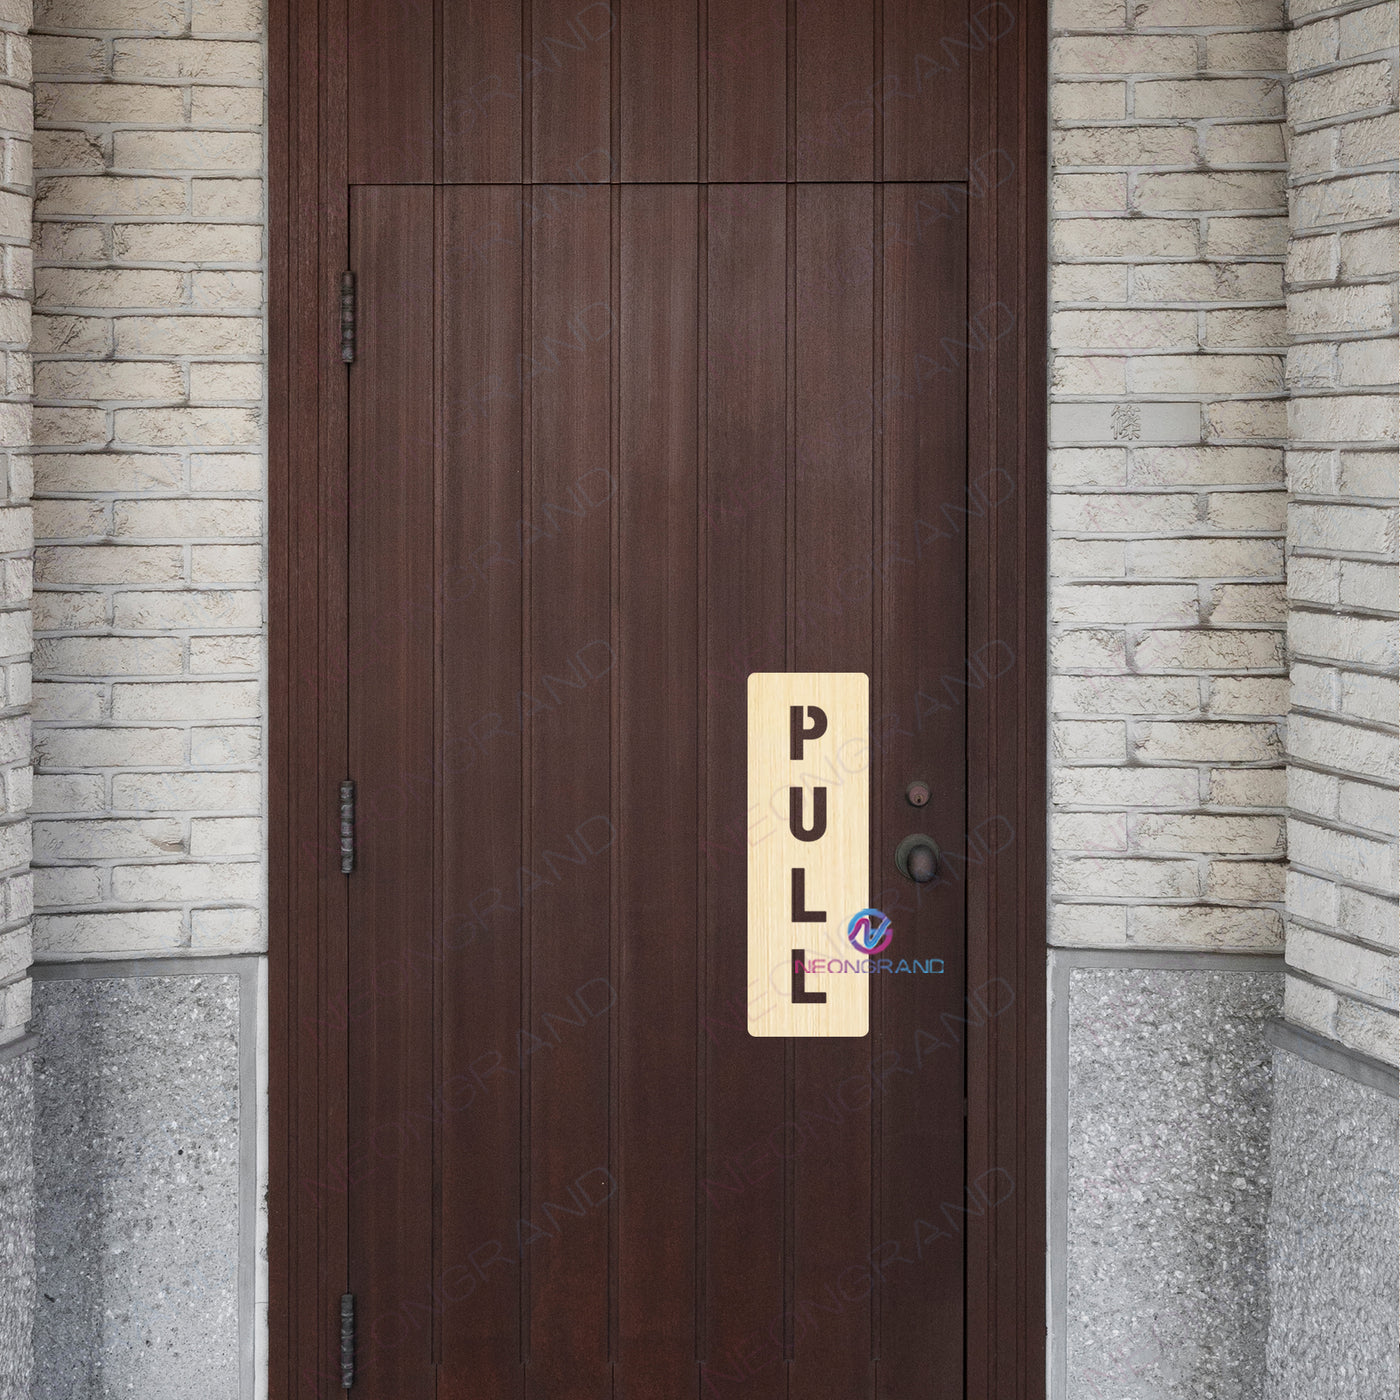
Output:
top-left (790, 704), bottom-right (828, 759)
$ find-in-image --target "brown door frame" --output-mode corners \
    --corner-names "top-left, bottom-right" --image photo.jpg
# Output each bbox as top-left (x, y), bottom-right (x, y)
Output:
top-left (265, 2), bottom-right (1048, 1394)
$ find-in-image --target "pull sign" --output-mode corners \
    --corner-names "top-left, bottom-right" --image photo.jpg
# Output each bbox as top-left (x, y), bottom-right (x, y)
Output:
top-left (747, 672), bottom-right (869, 1038)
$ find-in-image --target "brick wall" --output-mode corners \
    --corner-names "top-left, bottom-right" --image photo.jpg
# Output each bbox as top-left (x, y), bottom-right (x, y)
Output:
top-left (1283, 0), bottom-right (1398, 1065)
top-left (0, 0), bottom-right (31, 1048)
top-left (29, 0), bottom-right (264, 963)
top-left (1049, 0), bottom-right (1290, 955)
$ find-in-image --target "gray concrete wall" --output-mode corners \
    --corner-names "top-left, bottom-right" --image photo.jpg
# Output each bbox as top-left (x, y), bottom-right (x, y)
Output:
top-left (29, 959), bottom-right (255, 1400)
top-left (0, 1042), bottom-right (35, 1400)
top-left (1264, 1037), bottom-right (1398, 1398)
top-left (1049, 951), bottom-right (1285, 1399)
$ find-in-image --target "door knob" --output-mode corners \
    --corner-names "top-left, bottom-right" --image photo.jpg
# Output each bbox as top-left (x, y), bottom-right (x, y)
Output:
top-left (895, 834), bottom-right (940, 883)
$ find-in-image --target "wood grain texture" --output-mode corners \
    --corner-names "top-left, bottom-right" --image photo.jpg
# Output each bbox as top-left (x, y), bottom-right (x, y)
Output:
top-left (343, 0), bottom-right (981, 182)
top-left (523, 179), bottom-right (613, 1398)
top-left (615, 182), bottom-right (701, 1398)
top-left (746, 672), bottom-right (870, 1038)
top-left (270, 0), bottom-right (1049, 1387)
top-left (788, 182), bottom-right (878, 1400)
top-left (346, 185), bottom-right (436, 1399)
top-left (436, 185), bottom-right (526, 1394)
top-left (701, 181), bottom-right (788, 1400)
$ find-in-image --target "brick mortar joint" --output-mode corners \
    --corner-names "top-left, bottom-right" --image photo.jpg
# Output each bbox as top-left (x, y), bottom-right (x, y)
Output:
top-left (1285, 964), bottom-right (1400, 1014)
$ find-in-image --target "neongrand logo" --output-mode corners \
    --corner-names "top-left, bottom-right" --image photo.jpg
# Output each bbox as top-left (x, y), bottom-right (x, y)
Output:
top-left (847, 907), bottom-right (893, 955)
top-left (794, 908), bottom-right (945, 977)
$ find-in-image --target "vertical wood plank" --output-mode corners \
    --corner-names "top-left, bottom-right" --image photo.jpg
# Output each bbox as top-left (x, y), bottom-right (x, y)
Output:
top-left (435, 186), bottom-right (527, 1399)
top-left (701, 183), bottom-right (787, 1400)
top-left (523, 180), bottom-right (613, 1400)
top-left (795, 0), bottom-right (875, 180)
top-left (346, 185), bottom-right (436, 1399)
top-left (620, 0), bottom-right (698, 180)
top-left (875, 184), bottom-right (968, 1398)
top-left (530, 0), bottom-right (613, 183)
top-left (346, 0), bottom-right (434, 181)
top-left (614, 183), bottom-right (700, 1399)
top-left (441, 0), bottom-right (525, 182)
top-left (881, 0), bottom-right (972, 179)
top-left (705, 0), bottom-right (788, 180)
top-left (789, 182), bottom-right (875, 1400)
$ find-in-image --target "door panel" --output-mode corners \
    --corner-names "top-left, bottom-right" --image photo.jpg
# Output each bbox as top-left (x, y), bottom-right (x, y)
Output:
top-left (700, 181), bottom-right (788, 1400)
top-left (789, 184), bottom-right (875, 1399)
top-left (522, 179), bottom-right (614, 1398)
top-left (346, 185), bottom-right (437, 1393)
top-left (348, 184), bottom-right (968, 1398)
top-left (437, 185), bottom-right (526, 1394)
top-left (876, 181), bottom-right (969, 1394)
top-left (615, 185), bottom-right (701, 1395)
top-left (359, 0), bottom-right (973, 184)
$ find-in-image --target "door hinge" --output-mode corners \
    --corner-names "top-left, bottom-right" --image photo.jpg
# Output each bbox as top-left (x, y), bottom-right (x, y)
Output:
top-left (339, 780), bottom-right (355, 874)
top-left (340, 271), bottom-right (356, 364)
top-left (339, 1293), bottom-right (355, 1389)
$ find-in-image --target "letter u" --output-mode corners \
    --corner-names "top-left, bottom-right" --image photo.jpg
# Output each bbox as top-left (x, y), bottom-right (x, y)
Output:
top-left (789, 786), bottom-right (828, 842)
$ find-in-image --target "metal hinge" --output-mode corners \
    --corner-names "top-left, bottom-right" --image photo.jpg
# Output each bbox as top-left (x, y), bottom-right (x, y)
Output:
top-left (339, 1293), bottom-right (355, 1388)
top-left (340, 272), bottom-right (356, 364)
top-left (339, 780), bottom-right (355, 874)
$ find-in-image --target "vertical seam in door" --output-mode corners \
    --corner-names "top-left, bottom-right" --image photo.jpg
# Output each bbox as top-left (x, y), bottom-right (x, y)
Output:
top-left (785, 0), bottom-right (795, 180)
top-left (430, 182), bottom-right (445, 1373)
top-left (697, 0), bottom-right (707, 184)
top-left (430, 0), bottom-right (440, 181)
top-left (342, 191), bottom-right (355, 1333)
top-left (1012, 35), bottom-right (1028, 1383)
top-left (873, 0), bottom-right (883, 181)
top-left (694, 182), bottom-right (709, 1375)
top-left (782, 180), bottom-right (796, 1380)
top-left (520, 179), bottom-right (534, 1374)
top-left (518, 7), bottom-right (533, 1368)
top-left (609, 0), bottom-right (620, 179)
top-left (981, 57), bottom-right (998, 1383)
top-left (521, 0), bottom-right (533, 183)
top-left (607, 177), bottom-right (622, 1382)
top-left (695, 2), bottom-right (710, 1383)
top-left (607, 7), bottom-right (621, 1377)
top-left (968, 93), bottom-right (988, 1374)
top-left (870, 179), bottom-right (883, 1378)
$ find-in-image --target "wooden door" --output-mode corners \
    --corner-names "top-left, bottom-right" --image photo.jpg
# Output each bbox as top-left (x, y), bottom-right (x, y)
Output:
top-left (346, 177), bottom-right (977, 1398)
top-left (268, 3), bottom-right (1048, 1396)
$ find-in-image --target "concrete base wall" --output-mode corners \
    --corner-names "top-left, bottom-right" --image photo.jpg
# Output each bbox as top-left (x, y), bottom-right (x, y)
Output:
top-left (1050, 951), bottom-right (1285, 1399)
top-left (0, 1044), bottom-right (35, 1400)
top-left (29, 960), bottom-right (255, 1400)
top-left (1265, 1040), bottom-right (1399, 1399)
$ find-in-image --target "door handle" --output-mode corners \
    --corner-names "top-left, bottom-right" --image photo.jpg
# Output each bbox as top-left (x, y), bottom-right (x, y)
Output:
top-left (895, 834), bottom-right (940, 883)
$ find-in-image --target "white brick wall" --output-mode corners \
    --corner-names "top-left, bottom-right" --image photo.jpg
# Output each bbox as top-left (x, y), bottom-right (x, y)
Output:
top-left (1283, 0), bottom-right (1398, 1065)
top-left (10, 0), bottom-right (1390, 1054)
top-left (0, 0), bottom-right (31, 1046)
top-left (29, 0), bottom-right (264, 961)
top-left (1050, 0), bottom-right (1290, 953)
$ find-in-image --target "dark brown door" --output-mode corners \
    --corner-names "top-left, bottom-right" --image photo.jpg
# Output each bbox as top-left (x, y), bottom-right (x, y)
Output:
top-left (346, 178), bottom-right (980, 1398)
top-left (269, 1), bottom-right (1048, 1394)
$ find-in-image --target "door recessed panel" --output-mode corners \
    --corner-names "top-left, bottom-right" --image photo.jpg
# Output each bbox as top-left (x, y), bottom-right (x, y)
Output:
top-left (348, 184), bottom-right (969, 1399)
